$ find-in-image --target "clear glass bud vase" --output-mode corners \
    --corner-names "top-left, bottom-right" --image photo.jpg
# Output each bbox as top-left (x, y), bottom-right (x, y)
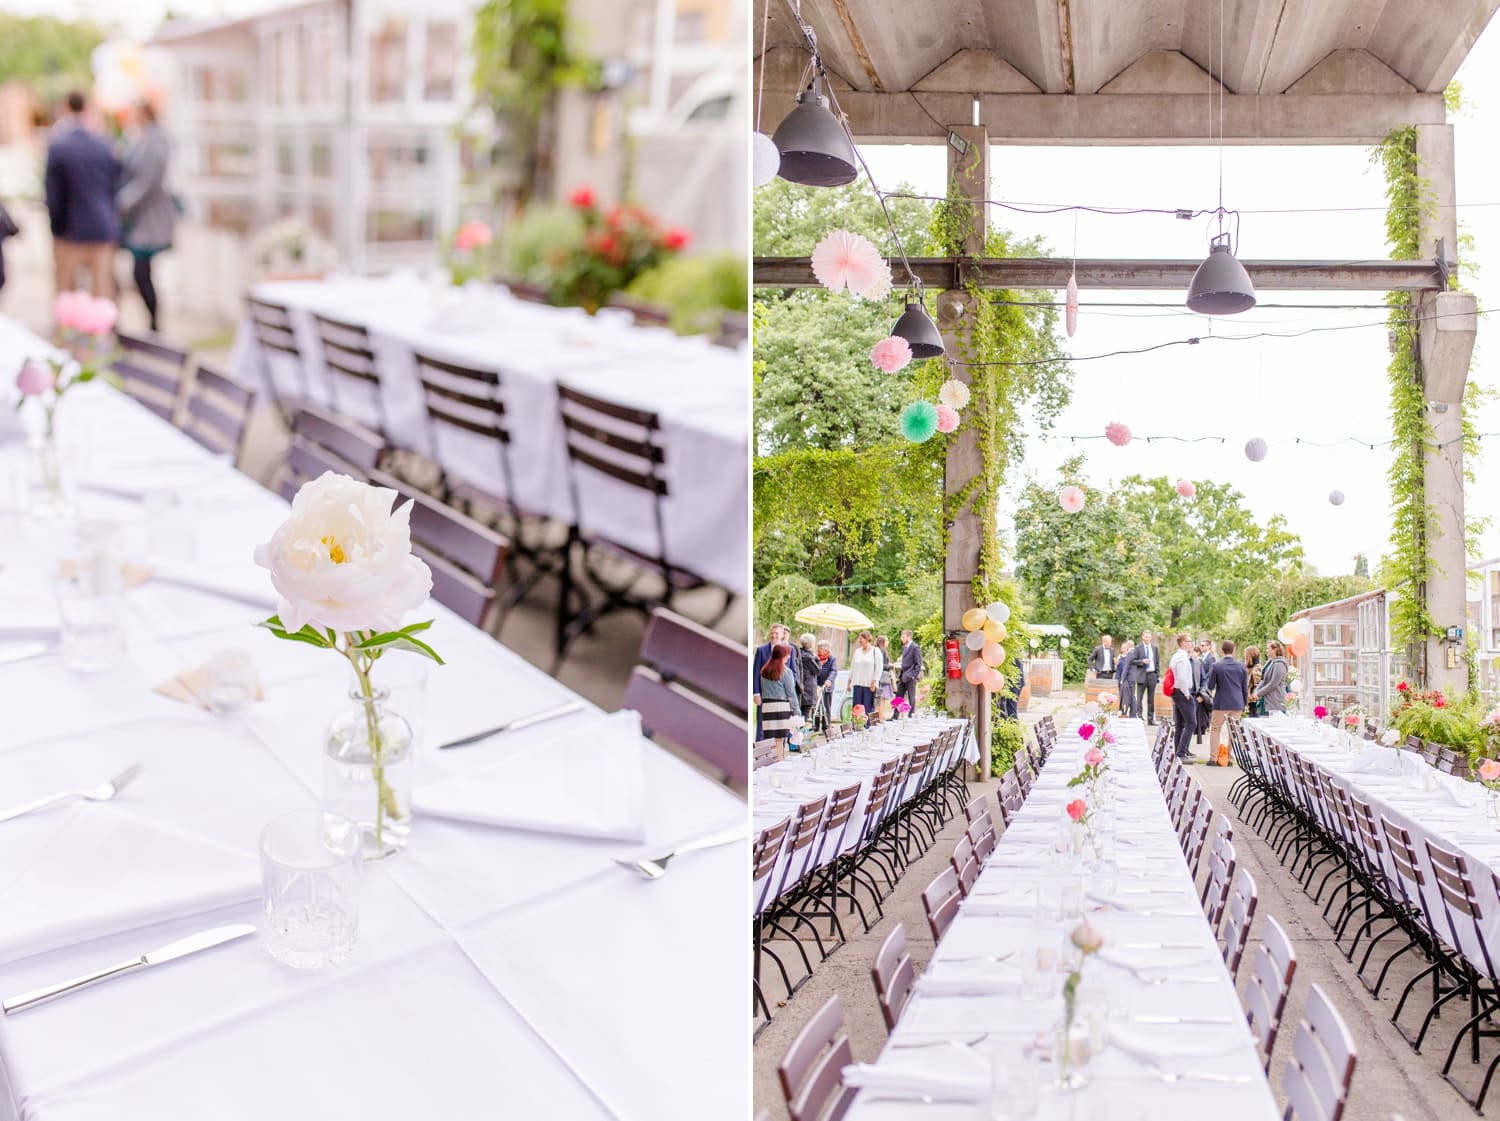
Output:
top-left (29, 428), bottom-right (68, 519)
top-left (323, 686), bottom-right (413, 860)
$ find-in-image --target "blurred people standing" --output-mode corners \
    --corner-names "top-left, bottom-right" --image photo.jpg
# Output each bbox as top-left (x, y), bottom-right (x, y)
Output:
top-left (118, 101), bottom-right (177, 334)
top-left (46, 90), bottom-right (120, 299)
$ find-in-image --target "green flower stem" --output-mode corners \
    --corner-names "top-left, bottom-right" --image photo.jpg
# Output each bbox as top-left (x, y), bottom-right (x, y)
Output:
top-left (342, 634), bottom-right (400, 848)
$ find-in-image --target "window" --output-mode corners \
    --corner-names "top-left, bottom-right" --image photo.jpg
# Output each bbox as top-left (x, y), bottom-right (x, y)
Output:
top-left (309, 140), bottom-right (334, 179)
top-left (424, 22), bottom-right (457, 101)
top-left (276, 141), bottom-right (296, 177)
top-left (204, 141), bottom-right (254, 179)
top-left (367, 209), bottom-right (434, 243)
top-left (369, 18), bottom-right (408, 103)
top-left (367, 137), bottom-right (431, 183)
top-left (206, 198), bottom-right (254, 233)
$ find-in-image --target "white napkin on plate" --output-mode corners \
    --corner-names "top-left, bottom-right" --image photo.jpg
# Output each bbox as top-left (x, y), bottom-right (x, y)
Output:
top-left (413, 710), bottom-right (647, 841)
top-left (0, 808), bottom-right (259, 965)
top-left (842, 1060), bottom-right (988, 1102)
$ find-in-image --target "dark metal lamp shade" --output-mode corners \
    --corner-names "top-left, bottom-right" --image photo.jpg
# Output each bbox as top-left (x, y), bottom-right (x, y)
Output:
top-left (892, 300), bottom-right (945, 359)
top-left (1186, 236), bottom-right (1256, 315)
top-left (771, 79), bottom-right (858, 188)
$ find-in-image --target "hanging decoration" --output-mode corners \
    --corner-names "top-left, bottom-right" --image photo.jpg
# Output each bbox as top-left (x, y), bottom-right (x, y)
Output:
top-left (964, 630), bottom-right (986, 651)
top-left (811, 230), bottom-right (891, 299)
top-left (899, 401), bottom-right (939, 443)
top-left (983, 667), bottom-right (1006, 691)
top-left (1065, 272), bottom-right (1079, 337)
top-left (965, 658), bottom-right (988, 685)
top-left (1244, 437), bottom-right (1268, 462)
top-left (1175, 479), bottom-right (1197, 498)
top-left (869, 335), bottom-right (912, 373)
top-left (983, 619), bottom-right (1006, 642)
top-left (1328, 490), bottom-right (1346, 506)
top-left (935, 405), bottom-right (960, 434)
top-left (981, 641), bottom-right (1006, 667)
top-left (1104, 422), bottom-right (1132, 447)
top-left (986, 601), bottom-right (1011, 624)
top-left (1058, 486), bottom-right (1086, 513)
top-left (961, 606), bottom-right (988, 632)
top-left (938, 379), bottom-right (970, 411)
top-left (752, 133), bottom-right (780, 186)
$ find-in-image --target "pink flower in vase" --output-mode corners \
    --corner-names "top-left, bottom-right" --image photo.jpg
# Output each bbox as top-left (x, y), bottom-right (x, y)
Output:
top-left (1313, 705), bottom-right (1328, 720)
top-left (453, 220), bottom-right (493, 251)
top-left (1077, 723), bottom-right (1095, 740)
top-left (16, 361), bottom-right (55, 396)
top-left (1084, 747), bottom-right (1104, 767)
top-left (1102, 730), bottom-right (1116, 744)
top-left (75, 297), bottom-right (118, 337)
top-left (1479, 758), bottom-right (1500, 783)
top-left (53, 290), bottom-right (89, 331)
top-left (1065, 798), bottom-right (1087, 822)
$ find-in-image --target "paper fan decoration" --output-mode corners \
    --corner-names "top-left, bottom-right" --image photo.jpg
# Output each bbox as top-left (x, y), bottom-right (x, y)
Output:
top-left (869, 335), bottom-right (912, 373)
top-left (811, 230), bottom-right (891, 299)
top-left (1175, 479), bottom-right (1197, 498)
top-left (935, 405), bottom-right (960, 433)
top-left (1329, 490), bottom-right (1345, 506)
top-left (900, 401), bottom-right (939, 442)
top-left (1065, 272), bottom-right (1079, 337)
top-left (1245, 437), bottom-right (1268, 462)
top-left (938, 379), bottom-right (970, 411)
top-left (1104, 422), bottom-right (1131, 447)
top-left (1059, 485), bottom-right (1086, 513)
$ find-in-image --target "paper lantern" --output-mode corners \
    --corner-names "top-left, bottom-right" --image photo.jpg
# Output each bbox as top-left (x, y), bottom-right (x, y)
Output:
top-left (982, 619), bottom-right (1006, 643)
top-left (964, 630), bottom-right (986, 651)
top-left (1059, 637), bottom-right (1070, 649)
top-left (1245, 438), bottom-right (1267, 462)
top-left (752, 132), bottom-right (781, 186)
top-left (962, 607), bottom-right (988, 632)
top-left (1175, 479), bottom-right (1196, 498)
top-left (983, 667), bottom-right (1006, 691)
top-left (1329, 490), bottom-right (1345, 506)
top-left (981, 641), bottom-right (1006, 667)
top-left (811, 230), bottom-right (891, 300)
top-left (986, 601), bottom-right (1011, 624)
top-left (899, 401), bottom-right (939, 443)
top-left (1105, 422), bottom-right (1131, 447)
top-left (869, 335), bottom-right (913, 373)
top-left (1059, 485), bottom-right (1085, 513)
top-left (935, 405), bottom-right (960, 433)
top-left (1065, 272), bottom-right (1079, 337)
top-left (938, 379), bottom-right (970, 411)
top-left (1290, 678), bottom-right (1305, 694)
top-left (965, 658), bottom-right (988, 685)
top-left (1029, 636), bottom-right (1040, 648)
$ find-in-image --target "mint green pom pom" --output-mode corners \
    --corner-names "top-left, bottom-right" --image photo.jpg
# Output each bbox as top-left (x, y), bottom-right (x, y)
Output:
top-left (900, 401), bottom-right (939, 442)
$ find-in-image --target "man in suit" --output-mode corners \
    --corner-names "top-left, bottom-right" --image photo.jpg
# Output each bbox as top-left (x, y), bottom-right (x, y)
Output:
top-left (1113, 639), bottom-right (1134, 706)
top-left (1205, 639), bottom-right (1249, 766)
top-left (1088, 634), bottom-right (1116, 680)
top-left (1126, 630), bottom-right (1162, 724)
top-left (45, 90), bottom-right (120, 298)
top-left (752, 623), bottom-right (801, 737)
top-left (897, 629), bottom-right (924, 713)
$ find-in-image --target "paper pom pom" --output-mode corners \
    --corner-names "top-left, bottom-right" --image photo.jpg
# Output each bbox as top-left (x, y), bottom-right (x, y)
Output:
top-left (983, 667), bottom-right (1005, 691)
top-left (965, 658), bottom-right (987, 685)
top-left (1328, 490), bottom-right (1345, 506)
top-left (982, 619), bottom-right (1006, 642)
top-left (981, 642), bottom-right (1006, 667)
top-left (965, 630), bottom-right (986, 651)
top-left (1105, 422), bottom-right (1131, 447)
top-left (962, 607), bottom-right (988, 632)
top-left (1065, 273), bottom-right (1079, 337)
top-left (1059, 637), bottom-right (1070, 649)
top-left (1059, 485), bottom-right (1086, 513)
top-left (986, 601), bottom-right (1011, 624)
top-left (1245, 438), bottom-right (1267, 462)
top-left (752, 132), bottom-right (780, 186)
top-left (1290, 678), bottom-right (1305, 694)
top-left (938, 379), bottom-right (970, 411)
top-left (811, 230), bottom-right (891, 300)
top-left (869, 335), bottom-right (913, 373)
top-left (935, 405), bottom-right (960, 433)
top-left (1175, 479), bottom-right (1196, 498)
top-left (899, 401), bottom-right (939, 442)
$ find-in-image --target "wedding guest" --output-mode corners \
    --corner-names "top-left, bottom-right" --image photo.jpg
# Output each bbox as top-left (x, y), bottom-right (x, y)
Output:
top-left (757, 643), bottom-right (800, 755)
top-left (1168, 633), bottom-right (1197, 762)
top-left (1114, 639), bottom-right (1134, 706)
top-left (897, 629), bottom-right (924, 713)
top-left (1126, 630), bottom-right (1162, 725)
top-left (1192, 644), bottom-right (1212, 745)
top-left (1088, 634), bottom-right (1116, 679)
top-left (45, 90), bottom-right (120, 298)
top-left (117, 100), bottom-right (177, 334)
top-left (1252, 640), bottom-right (1290, 714)
top-left (752, 623), bottom-right (800, 737)
top-left (814, 639), bottom-right (838, 728)
top-left (1244, 645), bottom-right (1264, 717)
top-left (1205, 640), bottom-right (1249, 766)
top-left (796, 633), bottom-right (819, 724)
top-left (998, 653), bottom-right (1026, 720)
top-left (848, 631), bottom-right (879, 717)
top-left (873, 635), bottom-right (894, 720)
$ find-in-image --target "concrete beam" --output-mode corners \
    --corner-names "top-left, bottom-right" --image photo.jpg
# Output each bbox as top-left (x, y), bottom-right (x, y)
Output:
top-left (753, 256), bottom-right (1449, 291)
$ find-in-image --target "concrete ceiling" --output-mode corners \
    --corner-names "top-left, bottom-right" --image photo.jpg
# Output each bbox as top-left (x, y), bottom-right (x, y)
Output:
top-left (755, 0), bottom-right (1499, 96)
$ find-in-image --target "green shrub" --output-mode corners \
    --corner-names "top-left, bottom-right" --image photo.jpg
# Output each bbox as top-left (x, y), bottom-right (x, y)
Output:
top-left (753, 574), bottom-right (819, 638)
top-left (991, 717), bottom-right (1024, 777)
top-left (1393, 691), bottom-right (1486, 759)
top-left (626, 251), bottom-right (748, 335)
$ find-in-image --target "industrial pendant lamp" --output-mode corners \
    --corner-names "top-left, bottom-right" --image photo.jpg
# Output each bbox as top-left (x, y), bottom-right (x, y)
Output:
top-left (1186, 232), bottom-right (1256, 315)
top-left (772, 75), bottom-right (858, 187)
top-left (892, 297), bottom-right (944, 359)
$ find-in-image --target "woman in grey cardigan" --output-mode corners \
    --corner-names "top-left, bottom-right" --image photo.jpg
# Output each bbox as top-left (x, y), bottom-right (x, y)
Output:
top-left (1252, 640), bottom-right (1290, 713)
top-left (117, 102), bottom-right (176, 333)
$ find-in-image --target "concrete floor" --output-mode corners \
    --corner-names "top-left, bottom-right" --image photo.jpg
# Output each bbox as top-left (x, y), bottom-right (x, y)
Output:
top-left (754, 690), bottom-right (1475, 1121)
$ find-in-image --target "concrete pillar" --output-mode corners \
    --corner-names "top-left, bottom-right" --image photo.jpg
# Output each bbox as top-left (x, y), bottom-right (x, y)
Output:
top-left (940, 125), bottom-right (991, 771)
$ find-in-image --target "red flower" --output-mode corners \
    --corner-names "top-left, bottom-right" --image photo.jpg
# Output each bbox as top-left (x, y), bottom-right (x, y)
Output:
top-left (1434, 695), bottom-right (1448, 709)
top-left (1397, 681), bottom-right (1410, 693)
top-left (1065, 799), bottom-right (1087, 823)
top-left (1313, 705), bottom-right (1328, 719)
top-left (662, 227), bottom-right (690, 251)
top-left (595, 234), bottom-right (618, 256)
top-left (568, 186), bottom-right (595, 209)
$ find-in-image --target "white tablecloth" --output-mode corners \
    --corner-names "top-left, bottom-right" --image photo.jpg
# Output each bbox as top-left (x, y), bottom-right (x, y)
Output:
top-left (0, 350), bottom-right (746, 1120)
top-left (845, 718), bottom-right (1278, 1120)
top-left (229, 277), bottom-right (747, 595)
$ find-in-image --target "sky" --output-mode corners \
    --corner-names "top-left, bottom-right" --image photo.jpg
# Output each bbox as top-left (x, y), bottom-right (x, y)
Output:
top-left (861, 30), bottom-right (1500, 579)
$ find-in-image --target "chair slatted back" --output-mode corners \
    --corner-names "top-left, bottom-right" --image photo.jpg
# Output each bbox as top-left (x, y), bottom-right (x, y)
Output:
top-left (557, 384), bottom-right (667, 495)
top-left (810, 783), bottom-right (860, 869)
top-left (413, 351), bottom-right (523, 509)
top-left (753, 816), bottom-right (791, 914)
top-left (1246, 914), bottom-right (1297, 1071)
top-left (623, 667), bottom-right (749, 786)
top-left (1221, 868), bottom-right (1258, 978)
top-left (967, 816), bottom-right (996, 864)
top-left (1420, 739), bottom-right (1441, 767)
top-left (294, 405), bottom-right (385, 472)
top-left (182, 363), bottom-right (255, 462)
top-left (312, 313), bottom-right (381, 411)
top-left (779, 994), bottom-right (857, 1121)
top-left (1204, 836), bottom-right (1237, 932)
top-left (497, 276), bottom-right (551, 303)
top-left (639, 608), bottom-right (747, 715)
top-left (963, 794), bottom-right (989, 823)
top-left (754, 739), bottom-right (779, 769)
top-left (715, 311), bottom-right (749, 349)
top-left (872, 923), bottom-right (915, 1033)
top-left (1282, 984), bottom-right (1358, 1121)
top-left (115, 330), bottom-right (188, 422)
top-left (922, 867), bottom-right (962, 942)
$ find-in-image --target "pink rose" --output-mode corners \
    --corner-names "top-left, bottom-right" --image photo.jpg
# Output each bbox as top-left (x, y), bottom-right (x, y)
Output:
top-left (453, 220), bottom-right (493, 251)
top-left (1084, 747), bottom-right (1104, 767)
top-left (1480, 759), bottom-right (1500, 783)
top-left (53, 290), bottom-right (89, 331)
top-left (1077, 723), bottom-right (1095, 740)
top-left (1314, 705), bottom-right (1328, 719)
top-left (74, 296), bottom-right (118, 337)
top-left (16, 360), bottom-right (55, 396)
top-left (1065, 798), bottom-right (1087, 822)
top-left (1103, 730), bottom-right (1116, 744)
top-left (869, 335), bottom-right (913, 373)
top-left (1070, 918), bottom-right (1105, 954)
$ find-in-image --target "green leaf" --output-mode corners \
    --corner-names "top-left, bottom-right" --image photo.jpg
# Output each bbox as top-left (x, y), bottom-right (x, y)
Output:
top-left (255, 617), bottom-right (334, 648)
top-left (377, 634), bottom-right (445, 665)
top-left (355, 619), bottom-right (436, 649)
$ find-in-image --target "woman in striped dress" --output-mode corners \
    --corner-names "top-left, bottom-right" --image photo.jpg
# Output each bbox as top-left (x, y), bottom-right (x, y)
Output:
top-left (758, 643), bottom-right (801, 753)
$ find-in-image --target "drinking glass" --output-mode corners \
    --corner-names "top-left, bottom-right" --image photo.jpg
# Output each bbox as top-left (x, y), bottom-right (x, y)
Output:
top-left (206, 649), bottom-right (256, 713)
top-left (259, 810), bottom-right (361, 970)
top-left (988, 1041), bottom-right (1041, 1120)
top-left (143, 489), bottom-right (196, 564)
top-left (55, 569), bottom-right (127, 672)
top-left (1020, 938), bottom-right (1057, 1001)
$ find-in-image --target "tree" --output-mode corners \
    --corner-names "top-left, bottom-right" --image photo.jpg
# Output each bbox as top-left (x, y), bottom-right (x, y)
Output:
top-left (1228, 573), bottom-right (1374, 649)
top-left (0, 15), bottom-right (104, 106)
top-left (1354, 553), bottom-right (1370, 578)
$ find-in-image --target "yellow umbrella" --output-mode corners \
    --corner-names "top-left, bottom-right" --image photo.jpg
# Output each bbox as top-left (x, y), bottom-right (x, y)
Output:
top-left (794, 603), bottom-right (874, 631)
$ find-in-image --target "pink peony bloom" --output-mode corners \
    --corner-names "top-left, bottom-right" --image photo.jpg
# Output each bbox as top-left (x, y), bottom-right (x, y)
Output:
top-left (935, 404), bottom-right (960, 433)
top-left (74, 296), bottom-right (118, 337)
top-left (1065, 798), bottom-right (1087, 822)
top-left (1084, 747), bottom-right (1104, 767)
top-left (1103, 730), bottom-right (1116, 744)
top-left (869, 335), bottom-right (913, 373)
top-left (1105, 421), bottom-right (1132, 446)
top-left (453, 220), bottom-right (493, 251)
top-left (53, 290), bottom-right (89, 331)
top-left (1313, 705), bottom-right (1328, 719)
top-left (1059, 485), bottom-right (1085, 513)
top-left (16, 361), bottom-right (55, 396)
top-left (1175, 478), bottom-right (1197, 498)
top-left (1078, 723), bottom-right (1095, 740)
top-left (1480, 759), bottom-right (1500, 783)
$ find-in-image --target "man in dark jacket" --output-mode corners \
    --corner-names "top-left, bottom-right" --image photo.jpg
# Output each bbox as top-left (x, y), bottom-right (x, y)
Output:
top-left (1205, 639), bottom-right (1249, 766)
top-left (897, 629), bottom-right (924, 712)
top-left (1125, 630), bottom-right (1162, 725)
top-left (46, 90), bottom-right (120, 298)
top-left (752, 623), bottom-right (800, 737)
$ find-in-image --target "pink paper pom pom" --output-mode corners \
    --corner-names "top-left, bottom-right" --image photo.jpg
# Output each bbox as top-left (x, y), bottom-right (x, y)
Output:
top-left (812, 230), bottom-right (891, 299)
top-left (1065, 273), bottom-right (1079, 337)
top-left (869, 335), bottom-right (913, 373)
top-left (1059, 485), bottom-right (1086, 513)
top-left (1175, 479), bottom-right (1196, 498)
top-left (1105, 421), bottom-right (1131, 446)
top-left (935, 404), bottom-right (960, 433)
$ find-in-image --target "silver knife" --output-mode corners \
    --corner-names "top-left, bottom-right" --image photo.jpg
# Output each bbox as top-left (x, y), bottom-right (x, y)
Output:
top-left (1131, 1015), bottom-right (1235, 1025)
top-left (438, 700), bottom-right (586, 749)
top-left (2, 924), bottom-right (256, 1015)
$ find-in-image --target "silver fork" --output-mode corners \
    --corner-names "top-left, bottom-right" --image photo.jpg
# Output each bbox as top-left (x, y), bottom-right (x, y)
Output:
top-left (0, 764), bottom-right (145, 825)
top-left (614, 824), bottom-right (746, 880)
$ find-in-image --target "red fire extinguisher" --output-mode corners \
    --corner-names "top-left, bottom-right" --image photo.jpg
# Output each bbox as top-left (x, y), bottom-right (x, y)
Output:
top-left (945, 636), bottom-right (962, 679)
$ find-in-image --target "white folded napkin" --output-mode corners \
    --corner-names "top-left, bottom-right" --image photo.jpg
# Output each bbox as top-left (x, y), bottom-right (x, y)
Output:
top-left (0, 807), bottom-right (259, 965)
top-left (1108, 1027), bottom-right (1249, 1061)
top-left (413, 710), bottom-right (647, 841)
top-left (842, 1061), bottom-right (988, 1102)
top-left (915, 972), bottom-right (1020, 997)
top-left (148, 565), bottom-right (279, 610)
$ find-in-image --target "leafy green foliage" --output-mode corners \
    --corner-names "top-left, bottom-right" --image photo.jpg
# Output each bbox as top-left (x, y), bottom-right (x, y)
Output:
top-left (990, 717), bottom-right (1024, 777)
top-left (0, 15), bottom-right (103, 106)
top-left (1393, 691), bottom-right (1485, 757)
top-left (1227, 573), bottom-right (1374, 649)
top-left (258, 617), bottom-right (445, 665)
top-left (625, 251), bottom-right (749, 334)
top-left (753, 574), bottom-right (818, 635)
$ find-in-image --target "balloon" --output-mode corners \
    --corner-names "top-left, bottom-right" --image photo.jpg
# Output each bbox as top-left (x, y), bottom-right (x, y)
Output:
top-left (1329, 490), bottom-right (1345, 506)
top-left (752, 132), bottom-right (780, 186)
top-left (1290, 678), bottom-right (1305, 694)
top-left (962, 607), bottom-right (988, 632)
top-left (983, 667), bottom-right (1006, 691)
top-left (1245, 438), bottom-right (1267, 462)
top-left (965, 658), bottom-right (988, 685)
top-left (981, 642), bottom-right (1006, 667)
top-left (1029, 636), bottom-right (1040, 648)
top-left (1277, 623), bottom-right (1296, 644)
top-left (964, 630), bottom-right (986, 651)
top-left (983, 619), bottom-right (1006, 642)
top-left (986, 601), bottom-right (1011, 624)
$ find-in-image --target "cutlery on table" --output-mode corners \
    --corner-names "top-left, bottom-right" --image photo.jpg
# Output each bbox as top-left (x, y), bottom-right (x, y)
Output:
top-left (1130, 1015), bottom-right (1235, 1025)
top-left (614, 824), bottom-right (747, 880)
top-left (2, 923), bottom-right (256, 1014)
top-left (1109, 1040), bottom-right (1252, 1083)
top-left (437, 700), bottom-right (586, 749)
top-left (0, 764), bottom-right (144, 825)
top-left (1097, 956), bottom-right (1219, 985)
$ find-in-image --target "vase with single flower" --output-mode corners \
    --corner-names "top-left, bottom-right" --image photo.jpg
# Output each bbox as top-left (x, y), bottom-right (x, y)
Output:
top-left (324, 682), bottom-right (414, 859)
top-left (28, 421), bottom-right (68, 519)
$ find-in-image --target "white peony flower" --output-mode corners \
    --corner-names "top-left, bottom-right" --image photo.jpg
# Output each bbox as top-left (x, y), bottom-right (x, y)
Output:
top-left (938, 379), bottom-right (970, 410)
top-left (254, 472), bottom-right (432, 635)
top-left (1069, 918), bottom-right (1105, 954)
top-left (1381, 729), bottom-right (1400, 746)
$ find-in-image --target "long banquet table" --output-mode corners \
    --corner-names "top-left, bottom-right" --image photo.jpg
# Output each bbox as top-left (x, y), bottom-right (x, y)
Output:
top-left (843, 717), bottom-right (1278, 1119)
top-left (0, 315), bottom-right (746, 1119)
top-left (228, 276), bottom-right (747, 596)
